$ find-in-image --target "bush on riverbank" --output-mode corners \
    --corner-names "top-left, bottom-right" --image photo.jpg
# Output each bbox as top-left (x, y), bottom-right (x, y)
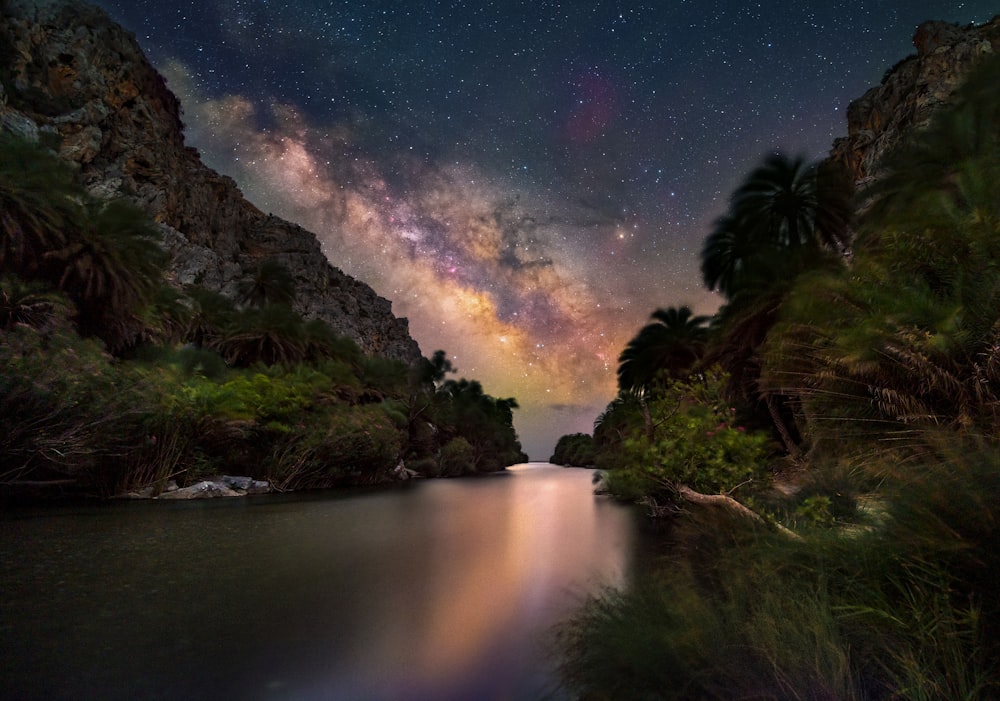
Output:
top-left (572, 372), bottom-right (775, 511)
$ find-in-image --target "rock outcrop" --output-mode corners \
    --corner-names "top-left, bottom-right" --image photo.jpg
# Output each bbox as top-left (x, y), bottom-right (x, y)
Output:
top-left (126, 476), bottom-right (272, 499)
top-left (0, 0), bottom-right (422, 363)
top-left (830, 16), bottom-right (1000, 189)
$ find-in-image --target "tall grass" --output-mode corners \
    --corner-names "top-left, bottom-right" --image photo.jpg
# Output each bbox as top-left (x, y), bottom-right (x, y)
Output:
top-left (557, 446), bottom-right (1000, 700)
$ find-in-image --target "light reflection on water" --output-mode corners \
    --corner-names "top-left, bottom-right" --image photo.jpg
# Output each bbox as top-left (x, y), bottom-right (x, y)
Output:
top-left (0, 464), bottom-right (637, 700)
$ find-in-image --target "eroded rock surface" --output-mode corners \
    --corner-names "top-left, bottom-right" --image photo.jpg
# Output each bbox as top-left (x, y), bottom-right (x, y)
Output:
top-left (829, 16), bottom-right (1000, 189)
top-left (0, 0), bottom-right (421, 362)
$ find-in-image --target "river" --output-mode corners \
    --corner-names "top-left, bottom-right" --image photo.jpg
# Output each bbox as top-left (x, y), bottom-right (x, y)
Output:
top-left (0, 464), bottom-right (639, 701)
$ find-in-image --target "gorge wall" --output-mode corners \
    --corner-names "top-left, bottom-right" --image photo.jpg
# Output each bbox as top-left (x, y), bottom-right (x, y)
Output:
top-left (830, 15), bottom-right (1000, 189)
top-left (0, 0), bottom-right (422, 363)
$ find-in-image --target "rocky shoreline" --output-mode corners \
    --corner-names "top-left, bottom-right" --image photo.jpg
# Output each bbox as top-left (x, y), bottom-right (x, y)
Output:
top-left (125, 475), bottom-right (272, 500)
top-left (124, 462), bottom-right (424, 500)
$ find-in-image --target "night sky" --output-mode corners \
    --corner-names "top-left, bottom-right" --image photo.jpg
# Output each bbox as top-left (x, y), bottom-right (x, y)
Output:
top-left (91, 0), bottom-right (996, 459)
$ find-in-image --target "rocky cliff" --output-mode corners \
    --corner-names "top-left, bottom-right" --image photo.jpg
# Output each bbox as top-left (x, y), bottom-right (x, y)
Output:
top-left (0, 0), bottom-right (422, 363)
top-left (830, 15), bottom-right (1000, 189)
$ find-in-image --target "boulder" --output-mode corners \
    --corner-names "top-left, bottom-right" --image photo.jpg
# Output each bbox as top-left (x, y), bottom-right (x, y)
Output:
top-left (157, 480), bottom-right (241, 500)
top-left (221, 475), bottom-right (271, 494)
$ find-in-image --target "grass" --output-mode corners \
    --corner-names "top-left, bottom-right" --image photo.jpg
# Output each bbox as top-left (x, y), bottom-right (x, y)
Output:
top-left (556, 446), bottom-right (1000, 700)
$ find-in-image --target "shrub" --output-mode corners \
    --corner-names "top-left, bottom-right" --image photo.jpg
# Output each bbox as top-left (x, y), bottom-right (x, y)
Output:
top-left (440, 437), bottom-right (475, 476)
top-left (550, 433), bottom-right (596, 466)
top-left (603, 396), bottom-right (772, 503)
top-left (267, 405), bottom-right (403, 489)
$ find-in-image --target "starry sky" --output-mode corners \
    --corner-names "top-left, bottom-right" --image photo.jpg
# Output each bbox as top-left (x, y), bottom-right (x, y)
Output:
top-left (91, 0), bottom-right (996, 459)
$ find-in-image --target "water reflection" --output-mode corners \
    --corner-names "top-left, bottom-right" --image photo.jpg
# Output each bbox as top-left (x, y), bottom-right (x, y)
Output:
top-left (0, 464), bottom-right (636, 700)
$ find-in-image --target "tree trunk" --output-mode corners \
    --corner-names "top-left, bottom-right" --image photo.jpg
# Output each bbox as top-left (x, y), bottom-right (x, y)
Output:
top-left (641, 397), bottom-right (654, 443)
top-left (676, 484), bottom-right (800, 539)
top-left (765, 393), bottom-right (801, 458)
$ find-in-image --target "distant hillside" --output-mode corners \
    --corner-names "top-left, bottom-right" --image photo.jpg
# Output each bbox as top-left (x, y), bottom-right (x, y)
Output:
top-left (0, 0), bottom-right (422, 362)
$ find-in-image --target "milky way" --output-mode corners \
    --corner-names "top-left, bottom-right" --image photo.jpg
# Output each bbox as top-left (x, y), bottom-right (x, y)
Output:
top-left (94, 0), bottom-right (996, 458)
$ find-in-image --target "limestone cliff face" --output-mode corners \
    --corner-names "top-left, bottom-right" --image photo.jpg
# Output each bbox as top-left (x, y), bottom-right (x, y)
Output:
top-left (830, 16), bottom-right (1000, 189)
top-left (0, 0), bottom-right (422, 363)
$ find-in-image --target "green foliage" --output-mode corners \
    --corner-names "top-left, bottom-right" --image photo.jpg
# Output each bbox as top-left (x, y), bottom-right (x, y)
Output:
top-left (440, 437), bottom-right (476, 476)
top-left (549, 432), bottom-right (596, 466)
top-left (0, 321), bottom-right (173, 494)
top-left (174, 370), bottom-right (323, 430)
top-left (630, 399), bottom-right (771, 496)
top-left (268, 405), bottom-right (403, 490)
top-left (559, 444), bottom-right (1000, 700)
top-left (761, 54), bottom-right (1000, 465)
top-left (793, 495), bottom-right (835, 529)
top-left (0, 282), bottom-right (526, 493)
top-left (596, 372), bottom-right (773, 504)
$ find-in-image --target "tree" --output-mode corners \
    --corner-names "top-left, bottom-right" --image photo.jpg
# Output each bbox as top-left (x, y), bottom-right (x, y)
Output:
top-left (699, 153), bottom-right (853, 456)
top-left (701, 153), bottom-right (851, 300)
top-left (617, 306), bottom-right (710, 395)
top-left (550, 433), bottom-right (596, 467)
top-left (238, 258), bottom-right (295, 309)
top-left (0, 133), bottom-right (78, 279)
top-left (45, 198), bottom-right (168, 351)
top-left (183, 286), bottom-right (239, 350)
top-left (435, 378), bottom-right (526, 472)
top-left (213, 305), bottom-right (308, 367)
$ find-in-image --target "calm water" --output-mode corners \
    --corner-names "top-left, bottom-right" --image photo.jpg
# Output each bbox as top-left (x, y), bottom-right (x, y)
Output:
top-left (0, 464), bottom-right (638, 701)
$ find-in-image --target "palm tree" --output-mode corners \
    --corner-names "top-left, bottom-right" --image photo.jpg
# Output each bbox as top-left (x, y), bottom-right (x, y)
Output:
top-left (701, 153), bottom-right (852, 299)
top-left (45, 198), bottom-right (168, 351)
top-left (616, 306), bottom-right (710, 442)
top-left (0, 275), bottom-right (71, 331)
top-left (617, 306), bottom-right (710, 396)
top-left (0, 133), bottom-right (78, 279)
top-left (699, 153), bottom-right (853, 456)
top-left (700, 214), bottom-right (766, 299)
top-left (238, 259), bottom-right (295, 309)
top-left (141, 284), bottom-right (194, 346)
top-left (731, 153), bottom-right (851, 251)
top-left (213, 304), bottom-right (308, 367)
top-left (183, 286), bottom-right (239, 349)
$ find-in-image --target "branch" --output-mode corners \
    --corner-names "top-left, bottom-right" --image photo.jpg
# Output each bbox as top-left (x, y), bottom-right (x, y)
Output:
top-left (676, 484), bottom-right (801, 540)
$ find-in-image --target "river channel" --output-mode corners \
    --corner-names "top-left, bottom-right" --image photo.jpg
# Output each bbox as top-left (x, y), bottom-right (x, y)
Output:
top-left (0, 464), bottom-right (640, 700)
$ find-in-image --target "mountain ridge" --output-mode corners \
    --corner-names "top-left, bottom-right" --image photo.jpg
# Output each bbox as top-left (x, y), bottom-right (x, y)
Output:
top-left (0, 0), bottom-right (422, 363)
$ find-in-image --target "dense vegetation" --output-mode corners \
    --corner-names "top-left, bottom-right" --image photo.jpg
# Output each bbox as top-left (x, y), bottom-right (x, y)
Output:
top-left (0, 132), bottom-right (526, 498)
top-left (549, 432), bottom-right (595, 466)
top-left (555, 54), bottom-right (1000, 699)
